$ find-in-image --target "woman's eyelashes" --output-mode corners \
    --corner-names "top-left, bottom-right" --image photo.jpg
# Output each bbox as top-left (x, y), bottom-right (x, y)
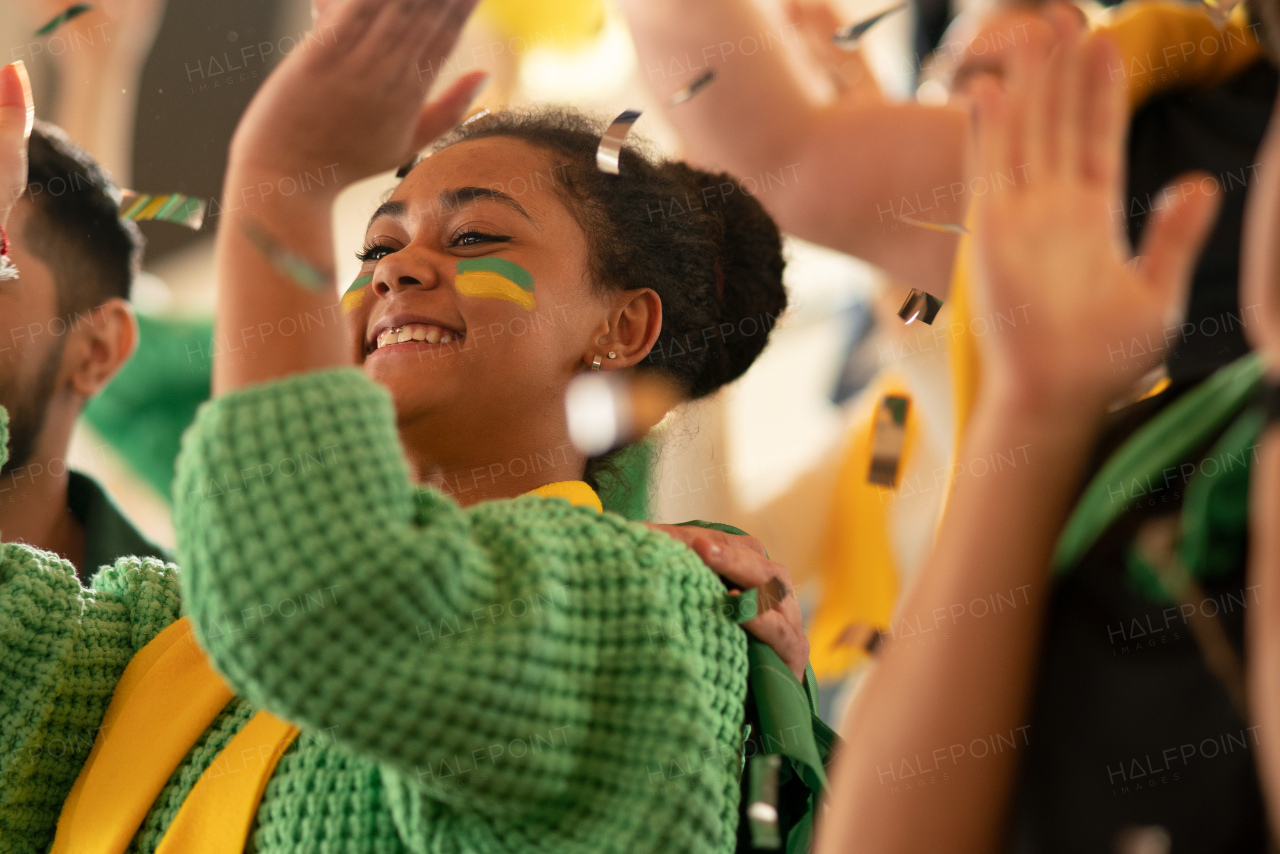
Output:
top-left (355, 232), bottom-right (512, 263)
top-left (355, 242), bottom-right (397, 263)
top-left (450, 230), bottom-right (513, 248)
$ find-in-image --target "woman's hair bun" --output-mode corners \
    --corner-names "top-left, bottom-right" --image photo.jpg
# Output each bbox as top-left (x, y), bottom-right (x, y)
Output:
top-left (656, 162), bottom-right (787, 398)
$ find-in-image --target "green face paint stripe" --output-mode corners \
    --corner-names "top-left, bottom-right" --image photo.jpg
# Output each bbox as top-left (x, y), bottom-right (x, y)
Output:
top-left (455, 257), bottom-right (534, 291)
top-left (344, 274), bottom-right (373, 296)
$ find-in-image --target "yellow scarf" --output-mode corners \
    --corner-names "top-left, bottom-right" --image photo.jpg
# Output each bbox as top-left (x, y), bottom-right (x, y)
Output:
top-left (51, 481), bottom-right (601, 854)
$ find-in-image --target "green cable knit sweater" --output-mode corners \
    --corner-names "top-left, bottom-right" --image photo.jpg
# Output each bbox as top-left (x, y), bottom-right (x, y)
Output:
top-left (0, 369), bottom-right (750, 853)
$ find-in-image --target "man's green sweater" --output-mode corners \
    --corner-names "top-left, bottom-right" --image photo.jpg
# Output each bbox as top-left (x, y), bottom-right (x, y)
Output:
top-left (0, 369), bottom-right (750, 853)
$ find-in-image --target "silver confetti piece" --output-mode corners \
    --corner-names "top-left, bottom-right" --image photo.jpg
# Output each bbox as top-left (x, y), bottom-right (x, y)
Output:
top-left (897, 288), bottom-right (944, 325)
top-left (669, 69), bottom-right (717, 106)
top-left (833, 2), bottom-right (907, 47)
top-left (596, 109), bottom-right (642, 175)
top-left (896, 214), bottom-right (969, 235)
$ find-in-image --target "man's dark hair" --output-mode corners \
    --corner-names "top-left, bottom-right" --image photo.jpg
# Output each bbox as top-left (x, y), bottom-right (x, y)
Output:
top-left (22, 121), bottom-right (143, 317)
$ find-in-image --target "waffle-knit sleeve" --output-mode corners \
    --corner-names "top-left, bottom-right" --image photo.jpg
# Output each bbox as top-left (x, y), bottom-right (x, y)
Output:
top-left (172, 368), bottom-right (748, 852)
top-left (0, 544), bottom-right (181, 854)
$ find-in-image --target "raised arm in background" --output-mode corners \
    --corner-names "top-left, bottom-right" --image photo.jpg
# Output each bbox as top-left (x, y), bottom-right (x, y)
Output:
top-left (1243, 85), bottom-right (1280, 834)
top-left (211, 0), bottom-right (486, 393)
top-left (815, 32), bottom-right (1220, 853)
top-left (35, 0), bottom-right (168, 187)
top-left (620, 0), bottom-right (968, 296)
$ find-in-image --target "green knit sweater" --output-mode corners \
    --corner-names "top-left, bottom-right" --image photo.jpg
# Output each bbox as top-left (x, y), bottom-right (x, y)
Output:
top-left (0, 369), bottom-right (750, 853)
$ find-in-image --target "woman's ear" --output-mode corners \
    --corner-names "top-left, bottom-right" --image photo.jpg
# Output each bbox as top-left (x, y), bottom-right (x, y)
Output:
top-left (594, 288), bottom-right (661, 369)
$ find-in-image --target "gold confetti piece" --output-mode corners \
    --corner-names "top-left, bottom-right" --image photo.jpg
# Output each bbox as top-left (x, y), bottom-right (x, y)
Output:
top-left (35, 3), bottom-right (93, 36)
top-left (596, 109), bottom-right (642, 175)
top-left (897, 288), bottom-right (944, 325)
top-left (868, 394), bottom-right (909, 487)
top-left (833, 2), bottom-right (907, 46)
top-left (119, 190), bottom-right (206, 230)
top-left (669, 69), bottom-right (717, 106)
top-left (1108, 364), bottom-right (1170, 412)
top-left (242, 220), bottom-right (332, 293)
top-left (896, 214), bottom-right (969, 235)
top-left (833, 622), bottom-right (883, 654)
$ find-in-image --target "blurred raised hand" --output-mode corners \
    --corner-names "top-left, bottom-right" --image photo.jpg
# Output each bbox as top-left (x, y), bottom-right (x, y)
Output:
top-left (29, 0), bottom-right (169, 185)
top-left (231, 0), bottom-right (487, 190)
top-left (0, 62), bottom-right (33, 227)
top-left (967, 32), bottom-right (1220, 418)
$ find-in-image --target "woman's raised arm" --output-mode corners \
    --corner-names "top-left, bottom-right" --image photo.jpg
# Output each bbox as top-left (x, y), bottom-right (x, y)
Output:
top-left (210, 0), bottom-right (486, 394)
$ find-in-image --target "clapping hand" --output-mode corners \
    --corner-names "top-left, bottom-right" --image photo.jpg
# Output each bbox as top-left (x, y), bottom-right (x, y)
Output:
top-left (967, 33), bottom-right (1220, 419)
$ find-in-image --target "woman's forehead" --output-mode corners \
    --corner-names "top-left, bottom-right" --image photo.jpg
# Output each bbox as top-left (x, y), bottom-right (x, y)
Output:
top-left (391, 136), bottom-right (569, 218)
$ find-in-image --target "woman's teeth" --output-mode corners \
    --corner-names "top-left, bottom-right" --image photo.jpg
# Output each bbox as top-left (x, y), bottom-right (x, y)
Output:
top-left (375, 323), bottom-right (458, 350)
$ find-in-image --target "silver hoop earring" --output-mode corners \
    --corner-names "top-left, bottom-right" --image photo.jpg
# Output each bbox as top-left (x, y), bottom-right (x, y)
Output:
top-left (590, 355), bottom-right (603, 371)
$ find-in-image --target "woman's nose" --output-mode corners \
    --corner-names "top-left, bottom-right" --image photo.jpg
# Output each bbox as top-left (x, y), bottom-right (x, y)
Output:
top-left (373, 252), bottom-right (439, 296)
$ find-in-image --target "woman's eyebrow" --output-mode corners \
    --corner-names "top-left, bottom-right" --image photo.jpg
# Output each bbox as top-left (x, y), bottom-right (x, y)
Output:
top-left (439, 186), bottom-right (534, 221)
top-left (367, 200), bottom-right (408, 229)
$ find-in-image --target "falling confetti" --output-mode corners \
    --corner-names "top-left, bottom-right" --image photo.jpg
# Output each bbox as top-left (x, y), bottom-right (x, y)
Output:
top-left (669, 70), bottom-right (717, 106)
top-left (119, 191), bottom-right (206, 230)
top-left (896, 214), bottom-right (969, 235)
top-left (596, 109), bottom-right (642, 175)
top-left (897, 288), bottom-right (944, 325)
top-left (868, 395), bottom-right (910, 486)
top-left (35, 3), bottom-right (94, 36)
top-left (832, 2), bottom-right (907, 47)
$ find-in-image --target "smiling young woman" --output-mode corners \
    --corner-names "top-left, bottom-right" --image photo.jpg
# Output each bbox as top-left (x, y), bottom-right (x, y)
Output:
top-left (0, 3), bottom-right (816, 854)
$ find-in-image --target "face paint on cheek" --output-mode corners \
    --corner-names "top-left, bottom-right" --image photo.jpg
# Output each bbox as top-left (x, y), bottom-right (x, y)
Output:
top-left (454, 258), bottom-right (536, 311)
top-left (341, 274), bottom-right (373, 313)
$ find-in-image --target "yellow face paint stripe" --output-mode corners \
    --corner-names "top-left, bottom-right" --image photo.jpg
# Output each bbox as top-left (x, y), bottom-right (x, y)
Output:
top-left (456, 270), bottom-right (536, 311)
top-left (341, 274), bottom-right (372, 313)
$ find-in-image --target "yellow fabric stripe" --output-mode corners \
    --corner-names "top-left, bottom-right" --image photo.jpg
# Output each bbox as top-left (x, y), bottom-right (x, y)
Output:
top-left (456, 270), bottom-right (537, 311)
top-left (51, 616), bottom-right (234, 854)
top-left (153, 712), bottom-right (300, 854)
top-left (809, 374), bottom-right (915, 679)
top-left (528, 480), bottom-right (603, 512)
top-left (54, 482), bottom-right (601, 853)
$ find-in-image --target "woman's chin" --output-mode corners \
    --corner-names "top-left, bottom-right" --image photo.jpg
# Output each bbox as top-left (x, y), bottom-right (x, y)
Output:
top-left (361, 351), bottom-right (464, 417)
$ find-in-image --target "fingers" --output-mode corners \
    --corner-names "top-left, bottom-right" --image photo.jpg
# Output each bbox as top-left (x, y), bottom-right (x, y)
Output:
top-left (0, 62), bottom-right (34, 226)
top-left (971, 76), bottom-right (1010, 196)
top-left (1138, 171), bottom-right (1222, 323)
top-left (1082, 34), bottom-right (1127, 193)
top-left (411, 70), bottom-right (488, 150)
top-left (0, 61), bottom-right (34, 143)
top-left (1055, 37), bottom-right (1083, 178)
top-left (416, 0), bottom-right (483, 89)
top-left (740, 610), bottom-right (811, 681)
